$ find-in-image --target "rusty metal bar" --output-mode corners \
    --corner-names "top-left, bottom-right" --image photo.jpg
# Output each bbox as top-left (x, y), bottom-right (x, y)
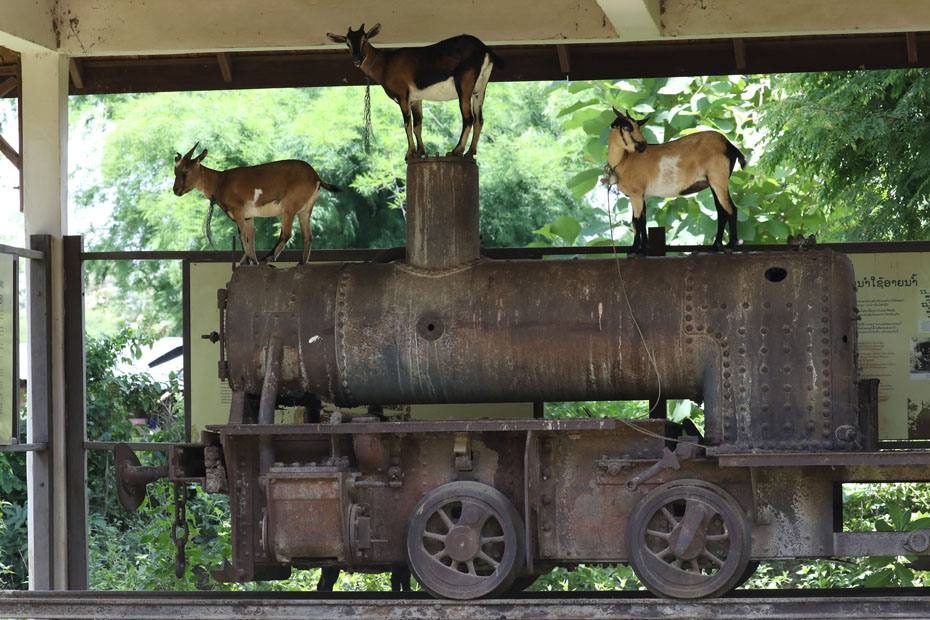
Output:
top-left (209, 418), bottom-right (622, 435)
top-left (258, 331), bottom-right (284, 475)
top-left (4, 590), bottom-right (930, 619)
top-left (718, 451), bottom-right (930, 467)
top-left (0, 442), bottom-right (47, 452)
top-left (63, 235), bottom-right (88, 589)
top-left (27, 234), bottom-right (54, 589)
top-left (0, 243), bottom-right (43, 260)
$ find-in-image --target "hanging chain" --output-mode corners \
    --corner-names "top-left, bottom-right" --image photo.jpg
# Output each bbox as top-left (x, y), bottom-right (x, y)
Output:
top-left (364, 78), bottom-right (372, 154)
top-left (170, 482), bottom-right (189, 578)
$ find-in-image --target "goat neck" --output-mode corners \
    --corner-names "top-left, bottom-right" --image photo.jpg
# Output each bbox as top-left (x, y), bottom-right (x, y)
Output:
top-left (193, 165), bottom-right (223, 202)
top-left (359, 42), bottom-right (384, 82)
top-left (605, 132), bottom-right (634, 183)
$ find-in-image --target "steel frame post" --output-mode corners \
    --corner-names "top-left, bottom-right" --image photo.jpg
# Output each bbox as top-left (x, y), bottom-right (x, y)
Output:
top-left (62, 234), bottom-right (88, 589)
top-left (26, 233), bottom-right (54, 589)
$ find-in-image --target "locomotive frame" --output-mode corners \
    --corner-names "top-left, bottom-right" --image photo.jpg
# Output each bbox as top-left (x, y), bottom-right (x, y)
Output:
top-left (119, 157), bottom-right (930, 600)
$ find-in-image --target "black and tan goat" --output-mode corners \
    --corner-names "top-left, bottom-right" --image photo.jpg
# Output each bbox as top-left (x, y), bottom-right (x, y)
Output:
top-left (173, 144), bottom-right (340, 265)
top-left (604, 108), bottom-right (746, 254)
top-left (327, 23), bottom-right (498, 161)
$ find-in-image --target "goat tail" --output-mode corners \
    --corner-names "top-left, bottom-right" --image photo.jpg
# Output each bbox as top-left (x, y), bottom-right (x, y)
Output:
top-left (487, 48), bottom-right (506, 70)
top-left (320, 180), bottom-right (342, 193)
top-left (203, 200), bottom-right (218, 251)
top-left (725, 140), bottom-right (747, 171)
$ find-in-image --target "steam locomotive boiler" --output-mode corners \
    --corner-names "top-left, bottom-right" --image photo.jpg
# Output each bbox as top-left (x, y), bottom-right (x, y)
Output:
top-left (120, 157), bottom-right (930, 599)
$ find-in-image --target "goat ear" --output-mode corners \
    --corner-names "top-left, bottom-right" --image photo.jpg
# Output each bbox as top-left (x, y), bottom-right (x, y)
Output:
top-left (175, 152), bottom-right (182, 163)
top-left (327, 32), bottom-right (347, 43)
top-left (367, 23), bottom-right (381, 39)
top-left (637, 116), bottom-right (650, 127)
top-left (194, 149), bottom-right (208, 163)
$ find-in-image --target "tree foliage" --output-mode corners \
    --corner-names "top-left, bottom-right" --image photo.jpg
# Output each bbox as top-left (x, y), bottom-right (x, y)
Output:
top-left (760, 69), bottom-right (930, 241)
top-left (71, 83), bottom-right (595, 335)
top-left (546, 75), bottom-right (827, 250)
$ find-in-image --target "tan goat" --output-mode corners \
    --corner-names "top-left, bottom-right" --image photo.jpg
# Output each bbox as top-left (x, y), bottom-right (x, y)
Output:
top-left (173, 144), bottom-right (340, 265)
top-left (604, 108), bottom-right (746, 254)
top-left (327, 23), bottom-right (499, 161)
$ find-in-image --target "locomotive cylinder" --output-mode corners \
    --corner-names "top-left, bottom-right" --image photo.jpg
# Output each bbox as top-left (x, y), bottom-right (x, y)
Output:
top-left (222, 249), bottom-right (860, 452)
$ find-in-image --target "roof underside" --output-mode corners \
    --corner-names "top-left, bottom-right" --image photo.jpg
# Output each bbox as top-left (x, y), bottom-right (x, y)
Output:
top-left (1, 1), bottom-right (929, 93)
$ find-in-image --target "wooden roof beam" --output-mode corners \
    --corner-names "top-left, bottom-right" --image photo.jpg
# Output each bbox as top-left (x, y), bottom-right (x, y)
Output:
top-left (217, 52), bottom-right (232, 83)
top-left (0, 76), bottom-right (17, 97)
top-left (69, 58), bottom-right (84, 89)
top-left (0, 134), bottom-right (20, 169)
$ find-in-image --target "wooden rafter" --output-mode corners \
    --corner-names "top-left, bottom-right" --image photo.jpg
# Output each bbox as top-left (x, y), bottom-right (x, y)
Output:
top-left (0, 76), bottom-right (16, 98)
top-left (732, 39), bottom-right (747, 72)
top-left (556, 44), bottom-right (570, 76)
top-left (907, 32), bottom-right (919, 64)
top-left (217, 53), bottom-right (232, 83)
top-left (0, 134), bottom-right (20, 169)
top-left (69, 58), bottom-right (85, 89)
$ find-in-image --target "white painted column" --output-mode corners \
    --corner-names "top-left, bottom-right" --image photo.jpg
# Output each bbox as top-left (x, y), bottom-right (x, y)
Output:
top-left (21, 51), bottom-right (70, 590)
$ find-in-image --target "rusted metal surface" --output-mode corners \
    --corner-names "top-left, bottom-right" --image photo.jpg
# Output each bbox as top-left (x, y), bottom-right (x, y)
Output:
top-left (406, 157), bottom-right (480, 269)
top-left (626, 480), bottom-right (751, 598)
top-left (222, 250), bottom-right (860, 454)
top-left (404, 481), bottom-right (524, 599)
top-left (146, 158), bottom-right (930, 600)
top-left (8, 590), bottom-right (930, 620)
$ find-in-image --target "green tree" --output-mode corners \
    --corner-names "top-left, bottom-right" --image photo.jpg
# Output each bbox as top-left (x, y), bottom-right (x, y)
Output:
top-left (760, 69), bottom-right (930, 242)
top-left (549, 76), bottom-right (826, 250)
top-left (71, 83), bottom-right (594, 335)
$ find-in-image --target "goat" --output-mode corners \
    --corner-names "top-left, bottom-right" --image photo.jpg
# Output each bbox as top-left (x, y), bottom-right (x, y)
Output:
top-left (604, 108), bottom-right (746, 254)
top-left (173, 144), bottom-right (340, 265)
top-left (327, 23), bottom-right (499, 161)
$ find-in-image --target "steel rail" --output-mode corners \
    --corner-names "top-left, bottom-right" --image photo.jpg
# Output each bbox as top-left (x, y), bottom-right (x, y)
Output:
top-left (3, 590), bottom-right (930, 620)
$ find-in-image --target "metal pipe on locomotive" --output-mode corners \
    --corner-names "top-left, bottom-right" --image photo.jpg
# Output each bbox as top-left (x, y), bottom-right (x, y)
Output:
top-left (119, 157), bottom-right (930, 600)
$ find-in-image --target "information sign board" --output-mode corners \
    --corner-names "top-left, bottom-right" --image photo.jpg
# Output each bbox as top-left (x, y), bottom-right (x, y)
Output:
top-left (849, 253), bottom-right (930, 439)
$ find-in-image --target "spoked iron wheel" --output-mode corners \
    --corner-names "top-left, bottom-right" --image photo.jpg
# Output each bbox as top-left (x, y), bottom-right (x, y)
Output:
top-left (627, 480), bottom-right (751, 598)
top-left (405, 481), bottom-right (525, 599)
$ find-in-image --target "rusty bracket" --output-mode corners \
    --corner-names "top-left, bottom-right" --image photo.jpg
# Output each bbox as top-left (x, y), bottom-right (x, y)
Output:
top-left (454, 432), bottom-right (473, 472)
top-left (595, 455), bottom-right (633, 485)
top-left (625, 447), bottom-right (680, 491)
top-left (217, 288), bottom-right (229, 380)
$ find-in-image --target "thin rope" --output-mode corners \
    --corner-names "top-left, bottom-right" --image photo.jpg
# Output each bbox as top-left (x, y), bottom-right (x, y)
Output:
top-left (618, 418), bottom-right (689, 444)
top-left (603, 180), bottom-right (663, 420)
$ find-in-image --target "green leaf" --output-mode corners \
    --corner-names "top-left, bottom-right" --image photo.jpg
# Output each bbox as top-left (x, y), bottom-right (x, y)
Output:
top-left (558, 98), bottom-right (602, 118)
top-left (567, 168), bottom-right (603, 199)
top-left (887, 503), bottom-right (906, 530)
top-left (532, 224), bottom-right (556, 242)
top-left (550, 216), bottom-right (582, 245)
top-left (862, 567), bottom-right (894, 588)
top-left (657, 76), bottom-right (696, 95)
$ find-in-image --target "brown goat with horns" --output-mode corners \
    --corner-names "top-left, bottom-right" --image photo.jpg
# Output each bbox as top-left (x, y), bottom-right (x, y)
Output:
top-left (173, 144), bottom-right (340, 265)
top-left (327, 23), bottom-right (499, 161)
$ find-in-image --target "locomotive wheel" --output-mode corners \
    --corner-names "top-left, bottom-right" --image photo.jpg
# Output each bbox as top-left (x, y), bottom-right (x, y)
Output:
top-left (404, 481), bottom-right (525, 599)
top-left (627, 480), bottom-right (751, 599)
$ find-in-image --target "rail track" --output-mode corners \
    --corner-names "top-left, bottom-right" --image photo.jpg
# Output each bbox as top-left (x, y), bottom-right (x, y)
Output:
top-left (3, 589), bottom-right (930, 620)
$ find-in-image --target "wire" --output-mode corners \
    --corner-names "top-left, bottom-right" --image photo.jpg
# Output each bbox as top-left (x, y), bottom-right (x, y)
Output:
top-left (602, 181), bottom-right (664, 420)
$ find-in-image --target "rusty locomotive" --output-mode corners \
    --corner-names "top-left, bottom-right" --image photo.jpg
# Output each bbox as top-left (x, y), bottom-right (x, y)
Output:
top-left (119, 157), bottom-right (930, 599)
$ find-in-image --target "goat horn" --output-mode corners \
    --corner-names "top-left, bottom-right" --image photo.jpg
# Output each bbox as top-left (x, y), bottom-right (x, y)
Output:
top-left (612, 106), bottom-right (622, 117)
top-left (184, 142), bottom-right (200, 160)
